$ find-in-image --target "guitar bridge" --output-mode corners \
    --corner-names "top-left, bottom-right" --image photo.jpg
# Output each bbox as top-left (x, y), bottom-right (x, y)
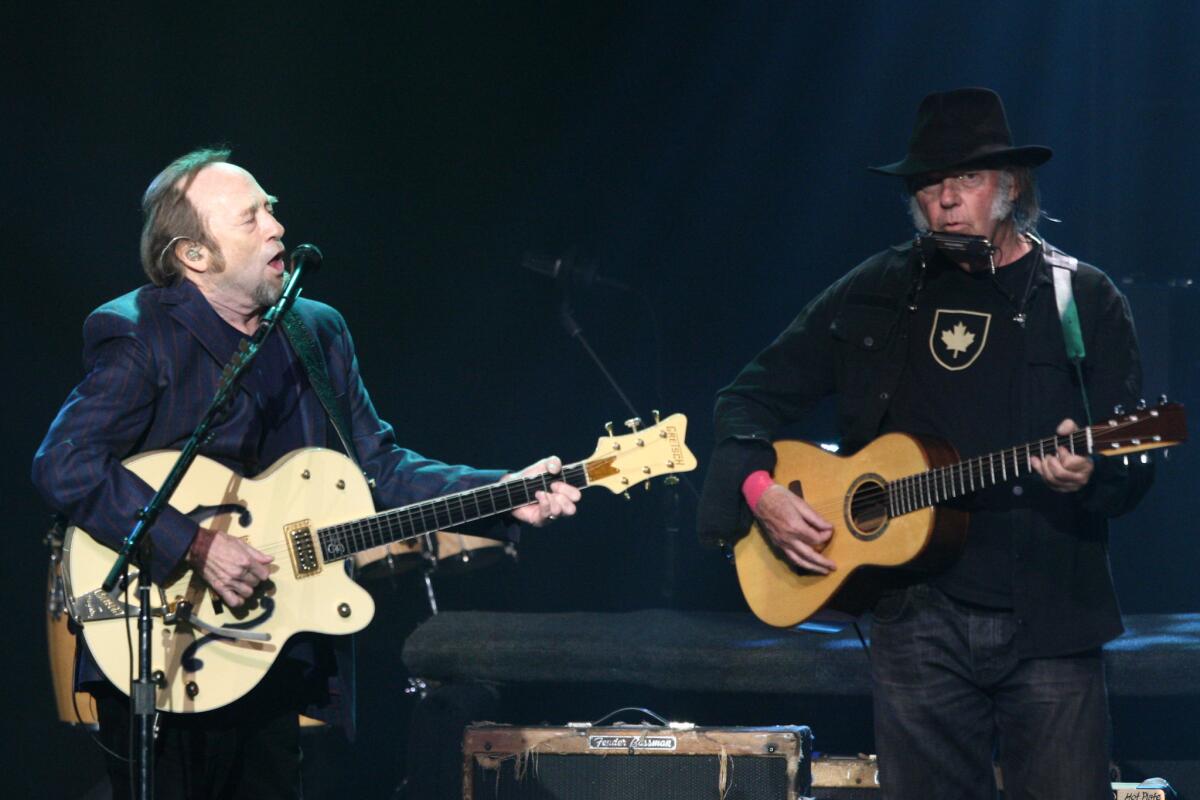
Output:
top-left (285, 520), bottom-right (322, 579)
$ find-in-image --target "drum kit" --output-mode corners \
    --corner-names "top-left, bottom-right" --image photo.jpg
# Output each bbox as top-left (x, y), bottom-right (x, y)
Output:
top-left (45, 513), bottom-right (515, 727)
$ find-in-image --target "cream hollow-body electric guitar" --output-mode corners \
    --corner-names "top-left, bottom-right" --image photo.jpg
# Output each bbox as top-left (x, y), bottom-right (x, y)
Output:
top-left (735, 402), bottom-right (1187, 628)
top-left (64, 414), bottom-right (695, 714)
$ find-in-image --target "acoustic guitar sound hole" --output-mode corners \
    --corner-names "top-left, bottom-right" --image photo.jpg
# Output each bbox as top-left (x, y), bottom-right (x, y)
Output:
top-left (845, 475), bottom-right (889, 541)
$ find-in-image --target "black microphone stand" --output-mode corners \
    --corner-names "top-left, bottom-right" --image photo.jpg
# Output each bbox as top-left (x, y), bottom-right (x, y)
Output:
top-left (558, 299), bottom-right (640, 421)
top-left (100, 248), bottom-right (318, 800)
top-left (555, 285), bottom-right (691, 606)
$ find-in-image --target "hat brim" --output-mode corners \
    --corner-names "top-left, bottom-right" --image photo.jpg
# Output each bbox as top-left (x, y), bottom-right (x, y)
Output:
top-left (868, 144), bottom-right (1053, 177)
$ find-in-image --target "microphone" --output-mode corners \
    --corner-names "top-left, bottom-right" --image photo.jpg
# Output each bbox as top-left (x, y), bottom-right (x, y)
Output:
top-left (263, 244), bottom-right (323, 325)
top-left (522, 251), bottom-right (630, 292)
top-left (289, 243), bottom-right (323, 276)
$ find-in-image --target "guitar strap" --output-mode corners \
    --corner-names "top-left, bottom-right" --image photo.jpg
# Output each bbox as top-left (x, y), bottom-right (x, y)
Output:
top-left (280, 309), bottom-right (365, 734)
top-left (1041, 242), bottom-right (1093, 425)
top-left (280, 310), bottom-right (361, 467)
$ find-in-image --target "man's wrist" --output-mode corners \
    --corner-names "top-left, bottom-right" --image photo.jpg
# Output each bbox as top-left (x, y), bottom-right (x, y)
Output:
top-left (187, 527), bottom-right (215, 566)
top-left (741, 470), bottom-right (775, 511)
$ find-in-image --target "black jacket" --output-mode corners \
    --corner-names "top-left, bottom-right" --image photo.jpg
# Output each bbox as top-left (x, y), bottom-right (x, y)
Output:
top-left (699, 240), bottom-right (1154, 657)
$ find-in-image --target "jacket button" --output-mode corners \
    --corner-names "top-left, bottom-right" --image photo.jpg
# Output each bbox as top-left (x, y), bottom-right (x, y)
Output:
top-left (863, 336), bottom-right (874, 347)
top-left (1012, 485), bottom-right (1024, 496)
top-left (879, 392), bottom-right (890, 401)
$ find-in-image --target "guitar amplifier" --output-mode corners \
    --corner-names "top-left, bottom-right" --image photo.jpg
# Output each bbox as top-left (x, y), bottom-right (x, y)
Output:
top-left (462, 723), bottom-right (813, 799)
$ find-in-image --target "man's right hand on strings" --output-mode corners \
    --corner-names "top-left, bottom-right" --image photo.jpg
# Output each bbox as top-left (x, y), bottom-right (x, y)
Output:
top-left (754, 485), bottom-right (837, 574)
top-left (187, 527), bottom-right (274, 608)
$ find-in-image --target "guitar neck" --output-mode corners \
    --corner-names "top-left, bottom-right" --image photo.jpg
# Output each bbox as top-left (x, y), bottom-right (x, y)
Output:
top-left (316, 463), bottom-right (590, 562)
top-left (876, 401), bottom-right (1185, 518)
top-left (889, 428), bottom-right (1090, 517)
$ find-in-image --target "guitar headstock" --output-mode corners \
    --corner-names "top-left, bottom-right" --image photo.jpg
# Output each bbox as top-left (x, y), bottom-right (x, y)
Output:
top-left (583, 412), bottom-right (697, 493)
top-left (1091, 401), bottom-right (1187, 457)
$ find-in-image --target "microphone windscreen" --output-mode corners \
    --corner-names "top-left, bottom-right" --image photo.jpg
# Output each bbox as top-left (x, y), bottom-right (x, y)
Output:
top-left (290, 243), bottom-right (323, 273)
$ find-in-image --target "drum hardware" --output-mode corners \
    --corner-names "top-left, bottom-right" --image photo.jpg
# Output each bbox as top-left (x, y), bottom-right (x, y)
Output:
top-left (419, 550), bottom-right (440, 615)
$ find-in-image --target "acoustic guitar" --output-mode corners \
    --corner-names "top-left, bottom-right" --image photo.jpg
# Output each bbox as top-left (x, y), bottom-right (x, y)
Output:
top-left (735, 402), bottom-right (1186, 627)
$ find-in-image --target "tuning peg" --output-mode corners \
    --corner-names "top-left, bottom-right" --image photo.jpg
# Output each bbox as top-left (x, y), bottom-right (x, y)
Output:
top-left (663, 476), bottom-right (679, 486)
top-left (652, 409), bottom-right (661, 424)
top-left (644, 481), bottom-right (651, 491)
top-left (1136, 398), bottom-right (1148, 411)
top-left (1159, 394), bottom-right (1169, 405)
top-left (624, 417), bottom-right (642, 432)
top-left (1113, 404), bottom-right (1125, 415)
top-left (606, 421), bottom-right (622, 450)
top-left (622, 491), bottom-right (631, 500)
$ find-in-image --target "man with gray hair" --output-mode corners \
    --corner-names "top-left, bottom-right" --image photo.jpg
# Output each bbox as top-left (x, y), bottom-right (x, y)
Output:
top-left (34, 148), bottom-right (581, 798)
top-left (699, 88), bottom-right (1153, 798)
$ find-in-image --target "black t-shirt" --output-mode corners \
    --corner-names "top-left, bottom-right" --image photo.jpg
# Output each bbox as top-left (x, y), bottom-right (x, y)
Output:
top-left (880, 246), bottom-right (1039, 607)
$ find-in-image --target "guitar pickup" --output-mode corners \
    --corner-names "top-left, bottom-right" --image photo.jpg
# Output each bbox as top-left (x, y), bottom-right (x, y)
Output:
top-left (285, 520), bottom-right (322, 578)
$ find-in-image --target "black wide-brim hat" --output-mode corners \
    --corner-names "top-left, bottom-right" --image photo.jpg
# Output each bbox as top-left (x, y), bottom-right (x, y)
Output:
top-left (869, 87), bottom-right (1052, 177)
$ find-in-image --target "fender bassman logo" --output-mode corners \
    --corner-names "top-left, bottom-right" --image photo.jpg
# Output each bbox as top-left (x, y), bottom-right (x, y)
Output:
top-left (588, 735), bottom-right (677, 751)
top-left (929, 309), bottom-right (991, 371)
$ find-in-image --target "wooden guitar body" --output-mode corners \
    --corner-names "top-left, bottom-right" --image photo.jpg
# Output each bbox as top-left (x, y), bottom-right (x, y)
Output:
top-left (733, 402), bottom-right (1187, 628)
top-left (734, 433), bottom-right (967, 628)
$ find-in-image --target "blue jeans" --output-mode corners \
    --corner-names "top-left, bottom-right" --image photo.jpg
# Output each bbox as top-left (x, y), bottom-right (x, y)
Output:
top-left (869, 584), bottom-right (1110, 800)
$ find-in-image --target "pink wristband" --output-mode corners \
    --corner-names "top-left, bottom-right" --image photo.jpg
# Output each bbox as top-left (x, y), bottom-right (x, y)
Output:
top-left (741, 470), bottom-right (775, 511)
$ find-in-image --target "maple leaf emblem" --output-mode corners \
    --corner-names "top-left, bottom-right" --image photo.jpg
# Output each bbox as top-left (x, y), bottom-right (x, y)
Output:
top-left (940, 321), bottom-right (976, 358)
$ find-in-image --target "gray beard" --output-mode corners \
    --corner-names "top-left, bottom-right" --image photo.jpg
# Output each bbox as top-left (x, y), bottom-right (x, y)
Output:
top-left (253, 276), bottom-right (283, 308)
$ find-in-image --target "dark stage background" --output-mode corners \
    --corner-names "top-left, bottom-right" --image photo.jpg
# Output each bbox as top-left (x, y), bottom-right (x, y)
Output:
top-left (5, 2), bottom-right (1198, 797)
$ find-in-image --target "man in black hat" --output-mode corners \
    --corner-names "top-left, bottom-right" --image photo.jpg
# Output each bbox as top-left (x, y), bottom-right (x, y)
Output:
top-left (699, 88), bottom-right (1153, 798)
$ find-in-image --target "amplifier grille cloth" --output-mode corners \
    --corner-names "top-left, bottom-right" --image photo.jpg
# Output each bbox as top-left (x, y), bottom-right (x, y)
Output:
top-left (471, 753), bottom-right (789, 800)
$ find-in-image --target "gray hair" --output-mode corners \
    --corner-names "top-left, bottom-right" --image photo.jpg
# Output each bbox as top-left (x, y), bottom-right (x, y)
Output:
top-left (139, 147), bottom-right (231, 286)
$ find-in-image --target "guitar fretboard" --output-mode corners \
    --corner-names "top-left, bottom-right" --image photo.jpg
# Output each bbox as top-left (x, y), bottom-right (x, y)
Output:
top-left (316, 463), bottom-right (590, 562)
top-left (886, 430), bottom-right (1091, 517)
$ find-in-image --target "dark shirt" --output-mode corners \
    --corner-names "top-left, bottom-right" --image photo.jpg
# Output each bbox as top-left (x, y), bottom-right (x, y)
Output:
top-left (881, 249), bottom-right (1038, 607)
top-left (212, 316), bottom-right (310, 477)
